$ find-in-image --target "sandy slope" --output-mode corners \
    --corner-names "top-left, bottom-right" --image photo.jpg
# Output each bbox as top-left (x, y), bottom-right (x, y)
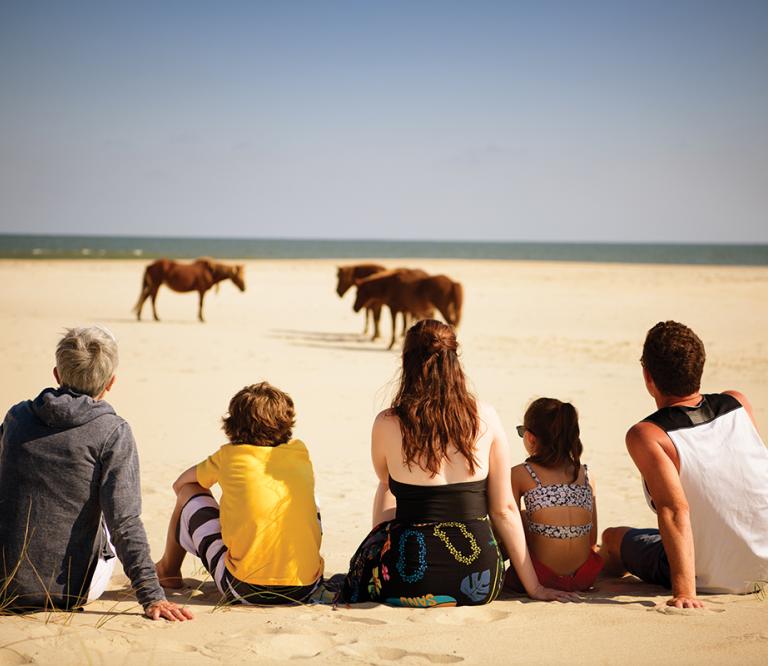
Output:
top-left (0, 258), bottom-right (766, 665)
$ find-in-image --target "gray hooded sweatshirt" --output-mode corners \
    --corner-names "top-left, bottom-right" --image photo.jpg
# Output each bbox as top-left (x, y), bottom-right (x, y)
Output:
top-left (0, 388), bottom-right (165, 610)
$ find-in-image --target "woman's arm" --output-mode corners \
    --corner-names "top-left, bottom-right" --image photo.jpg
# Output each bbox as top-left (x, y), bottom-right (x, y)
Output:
top-left (371, 411), bottom-right (397, 526)
top-left (485, 406), bottom-right (577, 602)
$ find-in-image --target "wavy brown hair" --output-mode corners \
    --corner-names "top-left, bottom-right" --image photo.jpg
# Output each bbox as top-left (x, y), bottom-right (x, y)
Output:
top-left (392, 319), bottom-right (479, 476)
top-left (524, 397), bottom-right (583, 482)
top-left (222, 382), bottom-right (295, 447)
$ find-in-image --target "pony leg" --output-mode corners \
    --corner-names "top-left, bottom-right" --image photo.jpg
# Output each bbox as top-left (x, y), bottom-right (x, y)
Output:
top-left (388, 307), bottom-right (397, 350)
top-left (363, 308), bottom-right (370, 335)
top-left (135, 288), bottom-right (148, 321)
top-left (372, 303), bottom-right (382, 340)
top-left (150, 287), bottom-right (160, 321)
top-left (198, 291), bottom-right (206, 322)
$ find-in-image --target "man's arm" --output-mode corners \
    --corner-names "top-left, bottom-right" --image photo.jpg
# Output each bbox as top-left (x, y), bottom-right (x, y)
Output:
top-left (724, 390), bottom-right (761, 433)
top-left (99, 422), bottom-right (191, 620)
top-left (626, 422), bottom-right (703, 609)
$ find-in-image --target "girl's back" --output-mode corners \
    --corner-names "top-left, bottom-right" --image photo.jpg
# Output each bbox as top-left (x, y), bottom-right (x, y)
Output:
top-left (512, 461), bottom-right (596, 575)
top-left (508, 397), bottom-right (602, 591)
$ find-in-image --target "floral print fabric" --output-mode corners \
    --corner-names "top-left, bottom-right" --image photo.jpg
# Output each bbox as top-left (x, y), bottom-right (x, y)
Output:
top-left (338, 517), bottom-right (504, 607)
top-left (522, 463), bottom-right (594, 540)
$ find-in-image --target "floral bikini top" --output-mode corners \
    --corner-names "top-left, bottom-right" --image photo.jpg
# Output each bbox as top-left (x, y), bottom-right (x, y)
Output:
top-left (522, 463), bottom-right (593, 539)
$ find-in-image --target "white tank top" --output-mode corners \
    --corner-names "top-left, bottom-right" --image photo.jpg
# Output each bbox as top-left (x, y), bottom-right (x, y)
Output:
top-left (642, 394), bottom-right (768, 594)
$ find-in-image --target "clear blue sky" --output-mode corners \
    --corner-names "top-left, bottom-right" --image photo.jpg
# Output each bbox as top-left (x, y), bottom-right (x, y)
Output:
top-left (1, 1), bottom-right (766, 242)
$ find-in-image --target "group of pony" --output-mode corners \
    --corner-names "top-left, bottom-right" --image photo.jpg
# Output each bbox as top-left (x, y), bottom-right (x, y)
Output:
top-left (132, 258), bottom-right (463, 349)
top-left (336, 263), bottom-right (464, 348)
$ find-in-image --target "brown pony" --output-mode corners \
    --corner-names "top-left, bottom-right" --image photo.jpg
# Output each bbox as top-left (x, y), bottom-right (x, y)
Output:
top-left (353, 269), bottom-right (434, 349)
top-left (336, 263), bottom-right (386, 337)
top-left (133, 257), bottom-right (246, 322)
top-left (413, 275), bottom-right (464, 327)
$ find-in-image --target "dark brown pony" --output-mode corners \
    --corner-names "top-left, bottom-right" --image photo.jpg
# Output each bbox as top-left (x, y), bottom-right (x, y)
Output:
top-left (134, 257), bottom-right (246, 322)
top-left (413, 275), bottom-right (464, 328)
top-left (336, 263), bottom-right (386, 338)
top-left (353, 269), bottom-right (434, 349)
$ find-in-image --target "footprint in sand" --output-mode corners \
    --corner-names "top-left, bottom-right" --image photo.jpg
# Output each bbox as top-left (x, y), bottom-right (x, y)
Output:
top-left (198, 632), bottom-right (336, 661)
top-left (169, 644), bottom-right (200, 653)
top-left (724, 632), bottom-right (768, 643)
top-left (0, 650), bottom-right (34, 665)
top-left (337, 644), bottom-right (464, 663)
top-left (337, 615), bottom-right (388, 625)
top-left (408, 607), bottom-right (511, 625)
top-left (651, 605), bottom-right (725, 615)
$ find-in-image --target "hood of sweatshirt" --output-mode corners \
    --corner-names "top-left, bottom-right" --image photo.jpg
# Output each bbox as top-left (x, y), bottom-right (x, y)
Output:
top-left (30, 387), bottom-right (116, 429)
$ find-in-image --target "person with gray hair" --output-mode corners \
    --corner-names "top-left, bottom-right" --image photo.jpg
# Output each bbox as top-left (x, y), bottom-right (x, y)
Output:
top-left (0, 326), bottom-right (193, 621)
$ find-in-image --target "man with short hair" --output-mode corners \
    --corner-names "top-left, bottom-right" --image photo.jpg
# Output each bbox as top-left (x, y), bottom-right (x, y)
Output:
top-left (0, 326), bottom-right (192, 621)
top-left (602, 321), bottom-right (768, 608)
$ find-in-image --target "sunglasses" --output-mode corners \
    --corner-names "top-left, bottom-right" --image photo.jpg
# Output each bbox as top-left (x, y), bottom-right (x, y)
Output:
top-left (516, 425), bottom-right (529, 438)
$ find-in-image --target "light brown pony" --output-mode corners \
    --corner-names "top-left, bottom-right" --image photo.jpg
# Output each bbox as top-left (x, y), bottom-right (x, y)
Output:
top-left (413, 275), bottom-right (463, 328)
top-left (134, 257), bottom-right (246, 322)
top-left (336, 263), bottom-right (386, 337)
top-left (353, 269), bottom-right (434, 349)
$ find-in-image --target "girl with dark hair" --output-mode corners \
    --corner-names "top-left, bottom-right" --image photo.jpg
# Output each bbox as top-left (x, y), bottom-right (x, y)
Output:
top-left (506, 398), bottom-right (602, 592)
top-left (338, 321), bottom-right (575, 606)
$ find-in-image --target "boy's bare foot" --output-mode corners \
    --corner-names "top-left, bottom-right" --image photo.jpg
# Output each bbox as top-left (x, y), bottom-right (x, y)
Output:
top-left (155, 560), bottom-right (185, 589)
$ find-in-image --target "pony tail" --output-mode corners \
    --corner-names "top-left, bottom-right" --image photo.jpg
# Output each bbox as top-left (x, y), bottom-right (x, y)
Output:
top-left (555, 402), bottom-right (583, 481)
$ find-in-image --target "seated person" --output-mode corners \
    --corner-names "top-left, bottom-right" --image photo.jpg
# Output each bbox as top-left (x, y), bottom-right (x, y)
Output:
top-left (505, 398), bottom-right (602, 593)
top-left (602, 321), bottom-right (768, 608)
top-left (337, 320), bottom-right (576, 607)
top-left (0, 326), bottom-right (190, 620)
top-left (155, 382), bottom-right (324, 604)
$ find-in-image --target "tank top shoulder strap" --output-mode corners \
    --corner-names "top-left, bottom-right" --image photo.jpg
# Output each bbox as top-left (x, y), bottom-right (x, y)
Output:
top-left (582, 464), bottom-right (589, 486)
top-left (523, 462), bottom-right (541, 486)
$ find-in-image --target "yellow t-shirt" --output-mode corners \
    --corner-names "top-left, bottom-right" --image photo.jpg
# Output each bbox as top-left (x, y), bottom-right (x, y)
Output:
top-left (195, 439), bottom-right (323, 586)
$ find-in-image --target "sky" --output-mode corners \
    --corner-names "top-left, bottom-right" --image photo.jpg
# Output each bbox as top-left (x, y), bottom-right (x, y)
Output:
top-left (1, 1), bottom-right (767, 243)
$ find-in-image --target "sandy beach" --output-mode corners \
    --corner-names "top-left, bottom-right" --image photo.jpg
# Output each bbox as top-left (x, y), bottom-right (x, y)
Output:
top-left (1, 257), bottom-right (766, 665)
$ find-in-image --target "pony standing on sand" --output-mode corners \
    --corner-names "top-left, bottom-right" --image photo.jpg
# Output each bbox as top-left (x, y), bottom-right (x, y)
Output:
top-left (352, 269), bottom-right (434, 349)
top-left (505, 398), bottom-right (603, 592)
top-left (335, 263), bottom-right (386, 338)
top-left (133, 257), bottom-right (246, 322)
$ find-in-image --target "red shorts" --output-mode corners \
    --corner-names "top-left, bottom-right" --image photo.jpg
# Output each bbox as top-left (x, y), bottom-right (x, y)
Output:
top-left (504, 550), bottom-right (604, 593)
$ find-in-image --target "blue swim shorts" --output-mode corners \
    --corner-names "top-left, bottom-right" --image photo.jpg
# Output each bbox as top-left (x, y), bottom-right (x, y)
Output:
top-left (620, 528), bottom-right (671, 588)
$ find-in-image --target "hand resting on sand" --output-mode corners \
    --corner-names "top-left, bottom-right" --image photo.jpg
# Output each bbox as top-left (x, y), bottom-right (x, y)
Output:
top-left (144, 599), bottom-right (194, 621)
top-left (528, 584), bottom-right (581, 603)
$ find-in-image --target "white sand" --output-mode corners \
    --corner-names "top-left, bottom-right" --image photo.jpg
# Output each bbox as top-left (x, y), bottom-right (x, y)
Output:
top-left (0, 258), bottom-right (766, 665)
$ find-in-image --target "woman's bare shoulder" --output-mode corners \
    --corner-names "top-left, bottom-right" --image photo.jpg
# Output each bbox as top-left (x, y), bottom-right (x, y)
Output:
top-left (374, 408), bottom-right (398, 422)
top-left (476, 400), bottom-right (503, 434)
top-left (373, 408), bottom-right (401, 432)
top-left (476, 400), bottom-right (501, 421)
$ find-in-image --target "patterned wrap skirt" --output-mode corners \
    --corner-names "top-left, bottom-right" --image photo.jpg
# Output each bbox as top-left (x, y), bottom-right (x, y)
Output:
top-left (338, 516), bottom-right (504, 607)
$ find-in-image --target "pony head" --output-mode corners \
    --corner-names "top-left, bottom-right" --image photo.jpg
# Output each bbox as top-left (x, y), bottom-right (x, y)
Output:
top-left (231, 264), bottom-right (246, 291)
top-left (336, 266), bottom-right (353, 297)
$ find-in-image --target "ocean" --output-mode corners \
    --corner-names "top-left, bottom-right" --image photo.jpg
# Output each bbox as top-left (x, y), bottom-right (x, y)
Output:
top-left (0, 234), bottom-right (766, 265)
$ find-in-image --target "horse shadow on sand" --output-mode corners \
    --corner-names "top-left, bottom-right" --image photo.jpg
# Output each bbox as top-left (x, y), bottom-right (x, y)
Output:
top-left (268, 329), bottom-right (394, 353)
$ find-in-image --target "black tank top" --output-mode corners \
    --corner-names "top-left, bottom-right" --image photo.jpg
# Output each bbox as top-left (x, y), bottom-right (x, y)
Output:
top-left (388, 475), bottom-right (488, 522)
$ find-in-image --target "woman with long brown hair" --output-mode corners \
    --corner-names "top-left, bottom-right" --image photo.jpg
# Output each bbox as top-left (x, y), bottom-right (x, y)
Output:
top-left (338, 320), bottom-right (575, 606)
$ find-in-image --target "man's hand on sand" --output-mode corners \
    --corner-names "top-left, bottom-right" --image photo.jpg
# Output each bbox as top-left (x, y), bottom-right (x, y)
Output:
top-left (667, 595), bottom-right (704, 609)
top-left (145, 600), bottom-right (194, 621)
